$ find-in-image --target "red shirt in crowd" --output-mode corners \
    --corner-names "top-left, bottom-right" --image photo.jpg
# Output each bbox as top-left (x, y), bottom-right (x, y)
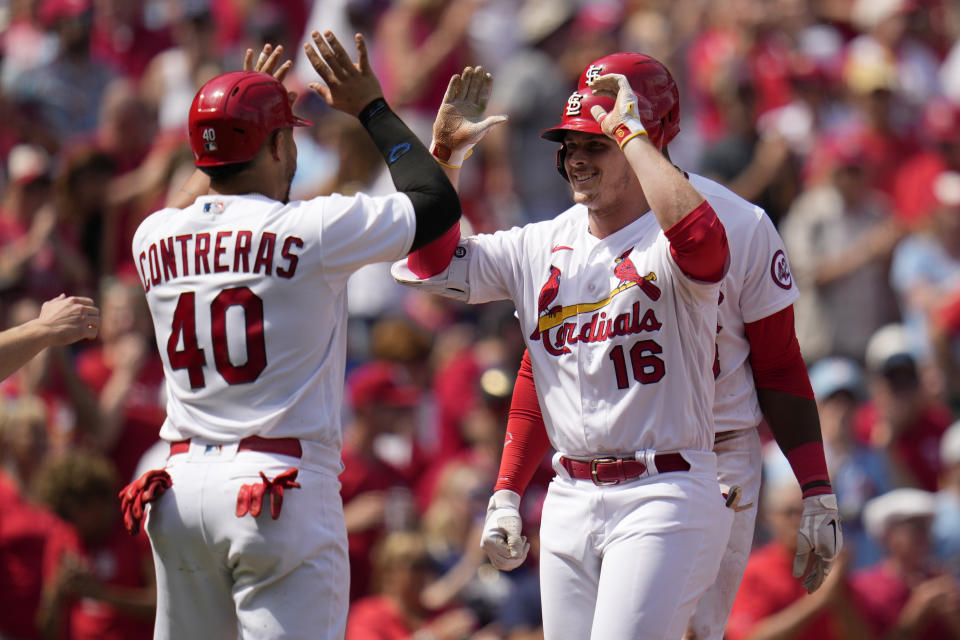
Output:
top-left (854, 401), bottom-right (951, 492)
top-left (849, 561), bottom-right (957, 639)
top-left (0, 473), bottom-right (81, 640)
top-left (726, 542), bottom-right (841, 640)
top-left (76, 347), bottom-right (166, 482)
top-left (67, 524), bottom-right (153, 640)
top-left (340, 445), bottom-right (409, 601)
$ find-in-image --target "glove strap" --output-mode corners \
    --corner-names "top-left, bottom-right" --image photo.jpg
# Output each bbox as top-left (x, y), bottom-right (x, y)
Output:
top-left (613, 117), bottom-right (648, 150)
top-left (430, 139), bottom-right (474, 169)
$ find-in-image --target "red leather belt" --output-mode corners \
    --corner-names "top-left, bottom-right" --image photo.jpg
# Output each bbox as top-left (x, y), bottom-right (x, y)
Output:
top-left (169, 436), bottom-right (303, 458)
top-left (560, 453), bottom-right (690, 486)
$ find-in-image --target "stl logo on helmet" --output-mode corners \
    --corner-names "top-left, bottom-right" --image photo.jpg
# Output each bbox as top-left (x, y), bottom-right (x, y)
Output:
top-left (565, 93), bottom-right (584, 117)
top-left (584, 65), bottom-right (603, 85)
top-left (202, 127), bottom-right (218, 152)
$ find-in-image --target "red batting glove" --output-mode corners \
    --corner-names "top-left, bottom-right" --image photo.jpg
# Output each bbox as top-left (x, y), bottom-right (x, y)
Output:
top-left (236, 468), bottom-right (300, 519)
top-left (118, 469), bottom-right (172, 535)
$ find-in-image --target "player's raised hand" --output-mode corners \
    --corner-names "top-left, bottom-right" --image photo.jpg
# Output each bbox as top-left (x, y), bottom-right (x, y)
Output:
top-left (244, 43), bottom-right (293, 81)
top-left (481, 490), bottom-right (529, 571)
top-left (587, 73), bottom-right (649, 150)
top-left (36, 294), bottom-right (100, 345)
top-left (303, 31), bottom-right (383, 118)
top-left (431, 66), bottom-right (508, 168)
top-left (792, 493), bottom-right (843, 593)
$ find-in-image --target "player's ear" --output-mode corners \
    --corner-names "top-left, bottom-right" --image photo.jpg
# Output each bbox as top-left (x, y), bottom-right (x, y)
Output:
top-left (267, 130), bottom-right (284, 161)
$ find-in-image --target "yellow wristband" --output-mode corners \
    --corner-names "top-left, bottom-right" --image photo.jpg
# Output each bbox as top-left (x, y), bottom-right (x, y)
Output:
top-left (430, 140), bottom-right (473, 169)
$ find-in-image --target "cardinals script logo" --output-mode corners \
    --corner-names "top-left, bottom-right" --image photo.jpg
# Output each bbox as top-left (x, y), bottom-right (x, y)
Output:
top-left (530, 249), bottom-right (663, 355)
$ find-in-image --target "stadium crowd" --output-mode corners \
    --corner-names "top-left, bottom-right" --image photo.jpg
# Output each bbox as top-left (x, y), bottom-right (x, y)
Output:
top-left (1, 0), bottom-right (960, 638)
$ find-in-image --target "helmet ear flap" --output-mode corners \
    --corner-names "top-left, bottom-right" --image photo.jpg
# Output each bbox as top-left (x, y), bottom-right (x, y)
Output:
top-left (556, 145), bottom-right (569, 182)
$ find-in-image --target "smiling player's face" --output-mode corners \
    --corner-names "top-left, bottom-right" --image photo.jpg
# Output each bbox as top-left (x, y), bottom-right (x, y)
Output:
top-left (563, 131), bottom-right (642, 215)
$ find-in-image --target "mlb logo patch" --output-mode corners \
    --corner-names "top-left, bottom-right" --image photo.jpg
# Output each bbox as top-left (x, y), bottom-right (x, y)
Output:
top-left (203, 201), bottom-right (224, 214)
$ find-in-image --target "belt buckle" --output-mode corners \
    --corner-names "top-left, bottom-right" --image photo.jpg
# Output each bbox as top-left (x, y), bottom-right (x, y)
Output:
top-left (590, 456), bottom-right (620, 486)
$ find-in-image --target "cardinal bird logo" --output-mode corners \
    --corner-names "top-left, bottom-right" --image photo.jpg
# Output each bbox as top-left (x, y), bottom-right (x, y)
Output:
top-left (614, 249), bottom-right (661, 301)
top-left (531, 265), bottom-right (562, 340)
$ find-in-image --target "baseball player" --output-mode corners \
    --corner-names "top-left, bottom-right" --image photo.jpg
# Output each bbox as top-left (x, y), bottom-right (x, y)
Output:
top-left (392, 62), bottom-right (736, 637)
top-left (484, 56), bottom-right (843, 640)
top-left (121, 32), bottom-right (461, 640)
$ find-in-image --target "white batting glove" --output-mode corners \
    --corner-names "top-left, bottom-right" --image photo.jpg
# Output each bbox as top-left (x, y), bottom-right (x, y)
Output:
top-left (431, 65), bottom-right (508, 168)
top-left (481, 489), bottom-right (529, 571)
top-left (793, 493), bottom-right (843, 593)
top-left (587, 73), bottom-right (648, 149)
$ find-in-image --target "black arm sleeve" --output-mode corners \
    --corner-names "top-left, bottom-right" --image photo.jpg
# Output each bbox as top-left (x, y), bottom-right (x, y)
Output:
top-left (358, 98), bottom-right (461, 251)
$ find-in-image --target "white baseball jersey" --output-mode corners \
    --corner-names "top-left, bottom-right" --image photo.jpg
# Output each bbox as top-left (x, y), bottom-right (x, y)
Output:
top-left (394, 193), bottom-right (723, 456)
top-left (690, 175), bottom-right (800, 433)
top-left (133, 192), bottom-right (416, 454)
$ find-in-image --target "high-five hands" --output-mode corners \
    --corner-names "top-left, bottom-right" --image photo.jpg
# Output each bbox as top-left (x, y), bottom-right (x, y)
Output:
top-left (587, 73), bottom-right (649, 149)
top-left (793, 494), bottom-right (843, 593)
top-left (303, 31), bottom-right (383, 118)
top-left (431, 66), bottom-right (508, 168)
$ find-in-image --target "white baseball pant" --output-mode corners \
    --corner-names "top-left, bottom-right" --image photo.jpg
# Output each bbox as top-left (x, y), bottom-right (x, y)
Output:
top-left (145, 440), bottom-right (349, 640)
top-left (539, 449), bottom-right (733, 640)
top-left (685, 427), bottom-right (762, 640)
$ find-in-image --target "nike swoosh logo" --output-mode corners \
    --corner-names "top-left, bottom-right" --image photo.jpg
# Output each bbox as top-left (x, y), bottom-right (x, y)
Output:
top-left (828, 520), bottom-right (837, 548)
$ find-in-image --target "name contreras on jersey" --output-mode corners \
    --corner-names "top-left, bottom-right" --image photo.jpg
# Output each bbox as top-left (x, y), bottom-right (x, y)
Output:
top-left (533, 301), bottom-right (663, 356)
top-left (137, 230), bottom-right (303, 292)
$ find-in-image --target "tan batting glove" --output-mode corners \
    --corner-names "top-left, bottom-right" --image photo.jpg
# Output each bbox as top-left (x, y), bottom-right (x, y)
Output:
top-left (481, 489), bottom-right (529, 571)
top-left (587, 73), bottom-right (648, 149)
top-left (430, 65), bottom-right (508, 169)
top-left (793, 494), bottom-right (843, 593)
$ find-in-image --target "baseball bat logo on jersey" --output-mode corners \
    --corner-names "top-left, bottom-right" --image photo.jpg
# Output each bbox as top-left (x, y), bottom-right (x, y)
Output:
top-left (529, 251), bottom-right (663, 355)
top-left (614, 249), bottom-right (661, 300)
top-left (770, 249), bottom-right (793, 290)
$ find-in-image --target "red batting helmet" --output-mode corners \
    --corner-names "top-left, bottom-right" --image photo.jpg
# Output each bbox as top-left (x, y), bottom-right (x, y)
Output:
top-left (188, 71), bottom-right (312, 167)
top-left (541, 52), bottom-right (680, 151)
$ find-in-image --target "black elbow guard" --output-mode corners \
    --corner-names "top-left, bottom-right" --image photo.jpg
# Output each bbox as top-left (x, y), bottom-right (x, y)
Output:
top-left (359, 99), bottom-right (461, 250)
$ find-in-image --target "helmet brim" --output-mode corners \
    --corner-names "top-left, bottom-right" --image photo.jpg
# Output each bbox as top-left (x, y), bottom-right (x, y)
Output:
top-left (540, 117), bottom-right (604, 142)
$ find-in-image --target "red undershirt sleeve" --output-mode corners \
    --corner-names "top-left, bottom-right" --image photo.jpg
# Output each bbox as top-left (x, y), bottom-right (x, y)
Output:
top-left (664, 200), bottom-right (728, 283)
top-left (745, 306), bottom-right (831, 497)
top-left (407, 222), bottom-right (461, 278)
top-left (494, 349), bottom-right (551, 495)
top-left (744, 306), bottom-right (813, 399)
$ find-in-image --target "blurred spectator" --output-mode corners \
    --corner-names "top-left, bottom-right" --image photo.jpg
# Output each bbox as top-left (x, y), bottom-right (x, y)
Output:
top-left (0, 432), bottom-right (80, 640)
top-left (891, 170), bottom-right (960, 365)
top-left (726, 465), bottom-right (869, 640)
top-left (851, 488), bottom-right (960, 638)
top-left (32, 450), bottom-right (155, 640)
top-left (782, 134), bottom-right (902, 363)
top-left (345, 531), bottom-right (477, 640)
top-left (934, 422), bottom-right (960, 577)
top-left (0, 395), bottom-right (50, 488)
top-left (75, 277), bottom-right (164, 482)
top-left (10, 0), bottom-right (116, 141)
top-left (88, 0), bottom-right (172, 80)
top-left (810, 356), bottom-right (891, 568)
top-left (140, 4), bottom-right (221, 134)
top-left (51, 147), bottom-right (116, 281)
top-left (854, 325), bottom-right (953, 492)
top-left (0, 144), bottom-right (92, 301)
top-left (846, 0), bottom-right (941, 108)
top-left (480, 0), bottom-right (595, 225)
top-left (341, 360), bottom-right (420, 601)
top-left (892, 100), bottom-right (960, 228)
top-left (373, 0), bottom-right (479, 139)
